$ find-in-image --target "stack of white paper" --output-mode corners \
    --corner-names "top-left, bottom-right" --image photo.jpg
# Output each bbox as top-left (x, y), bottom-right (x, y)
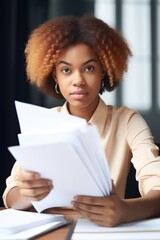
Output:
top-left (8, 101), bottom-right (112, 212)
top-left (72, 218), bottom-right (160, 240)
top-left (0, 209), bottom-right (68, 239)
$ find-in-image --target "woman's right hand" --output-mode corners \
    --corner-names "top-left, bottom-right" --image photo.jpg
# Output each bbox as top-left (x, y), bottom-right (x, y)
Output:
top-left (15, 169), bottom-right (53, 202)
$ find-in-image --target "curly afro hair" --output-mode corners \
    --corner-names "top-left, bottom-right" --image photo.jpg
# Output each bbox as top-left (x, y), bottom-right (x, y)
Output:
top-left (25, 14), bottom-right (132, 99)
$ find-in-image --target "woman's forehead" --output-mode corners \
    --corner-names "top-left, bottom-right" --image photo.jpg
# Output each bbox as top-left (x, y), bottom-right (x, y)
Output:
top-left (56, 43), bottom-right (99, 65)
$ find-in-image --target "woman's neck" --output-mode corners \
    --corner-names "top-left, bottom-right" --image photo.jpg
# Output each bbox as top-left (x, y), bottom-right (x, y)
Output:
top-left (67, 97), bottom-right (100, 122)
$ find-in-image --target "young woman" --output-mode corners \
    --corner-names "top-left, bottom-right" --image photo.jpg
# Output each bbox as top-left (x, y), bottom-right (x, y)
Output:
top-left (3, 15), bottom-right (160, 227)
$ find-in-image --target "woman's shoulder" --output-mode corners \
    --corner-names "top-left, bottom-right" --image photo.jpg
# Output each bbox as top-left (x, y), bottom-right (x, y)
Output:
top-left (100, 98), bottom-right (138, 118)
top-left (109, 104), bottom-right (150, 132)
top-left (111, 105), bottom-right (137, 116)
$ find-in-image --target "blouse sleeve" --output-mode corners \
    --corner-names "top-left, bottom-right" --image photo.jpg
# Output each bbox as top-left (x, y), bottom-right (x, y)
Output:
top-left (2, 161), bottom-right (22, 208)
top-left (126, 112), bottom-right (160, 196)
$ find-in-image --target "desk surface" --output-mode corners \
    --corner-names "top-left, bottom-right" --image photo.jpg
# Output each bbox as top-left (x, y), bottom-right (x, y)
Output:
top-left (0, 207), bottom-right (81, 240)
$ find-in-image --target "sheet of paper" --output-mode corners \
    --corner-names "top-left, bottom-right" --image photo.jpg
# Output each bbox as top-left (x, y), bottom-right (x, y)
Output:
top-left (8, 142), bottom-right (104, 212)
top-left (15, 101), bottom-right (86, 134)
top-left (0, 209), bottom-right (64, 234)
top-left (73, 218), bottom-right (160, 233)
top-left (0, 221), bottom-right (68, 240)
top-left (72, 232), bottom-right (160, 240)
top-left (72, 218), bottom-right (160, 240)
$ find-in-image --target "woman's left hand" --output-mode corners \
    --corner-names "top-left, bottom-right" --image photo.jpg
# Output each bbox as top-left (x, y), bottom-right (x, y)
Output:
top-left (71, 182), bottom-right (126, 227)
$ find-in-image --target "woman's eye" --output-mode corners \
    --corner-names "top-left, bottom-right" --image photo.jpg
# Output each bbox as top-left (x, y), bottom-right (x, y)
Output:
top-left (85, 65), bottom-right (95, 72)
top-left (61, 68), bottom-right (71, 74)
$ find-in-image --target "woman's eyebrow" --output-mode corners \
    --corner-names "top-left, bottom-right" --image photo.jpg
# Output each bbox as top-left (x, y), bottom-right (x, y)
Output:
top-left (82, 58), bottom-right (97, 66)
top-left (57, 58), bottom-right (98, 66)
top-left (57, 60), bottom-right (72, 66)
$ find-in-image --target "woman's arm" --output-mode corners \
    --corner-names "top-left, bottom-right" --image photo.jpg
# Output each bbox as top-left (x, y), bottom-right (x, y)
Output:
top-left (6, 187), bottom-right (33, 210)
top-left (123, 190), bottom-right (160, 222)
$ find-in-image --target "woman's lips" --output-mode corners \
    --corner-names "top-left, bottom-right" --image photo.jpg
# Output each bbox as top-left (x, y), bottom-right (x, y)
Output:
top-left (70, 91), bottom-right (88, 100)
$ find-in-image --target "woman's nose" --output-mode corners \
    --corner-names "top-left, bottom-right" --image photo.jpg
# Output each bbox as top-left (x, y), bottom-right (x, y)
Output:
top-left (72, 71), bottom-right (85, 86)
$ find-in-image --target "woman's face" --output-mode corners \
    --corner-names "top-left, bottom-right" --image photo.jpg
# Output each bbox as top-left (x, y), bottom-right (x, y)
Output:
top-left (55, 43), bottom-right (103, 116)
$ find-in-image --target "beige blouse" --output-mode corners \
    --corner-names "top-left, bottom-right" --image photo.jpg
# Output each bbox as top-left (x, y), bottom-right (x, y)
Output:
top-left (3, 98), bottom-right (160, 207)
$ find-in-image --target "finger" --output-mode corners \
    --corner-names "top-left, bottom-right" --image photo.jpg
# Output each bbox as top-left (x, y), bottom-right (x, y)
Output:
top-left (72, 200), bottom-right (106, 215)
top-left (91, 219), bottom-right (105, 227)
top-left (91, 219), bottom-right (115, 227)
top-left (15, 169), bottom-right (40, 181)
top-left (73, 195), bottom-right (106, 206)
top-left (24, 191), bottom-right (50, 201)
top-left (72, 204), bottom-right (103, 222)
top-left (20, 185), bottom-right (53, 198)
top-left (18, 179), bottom-right (53, 189)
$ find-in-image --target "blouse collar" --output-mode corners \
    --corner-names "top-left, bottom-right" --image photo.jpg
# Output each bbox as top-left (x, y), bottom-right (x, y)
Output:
top-left (60, 98), bottom-right (110, 135)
